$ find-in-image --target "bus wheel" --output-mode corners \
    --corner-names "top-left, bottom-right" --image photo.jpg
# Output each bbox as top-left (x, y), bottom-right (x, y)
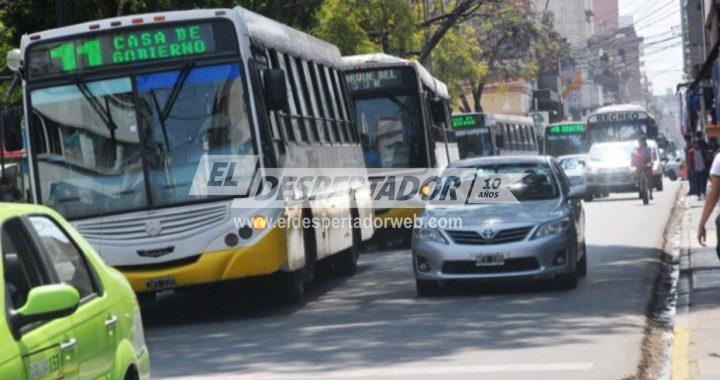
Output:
top-left (335, 209), bottom-right (361, 276)
top-left (279, 270), bottom-right (305, 303)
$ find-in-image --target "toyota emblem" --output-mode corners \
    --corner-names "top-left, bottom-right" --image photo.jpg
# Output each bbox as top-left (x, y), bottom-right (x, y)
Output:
top-left (480, 227), bottom-right (498, 240)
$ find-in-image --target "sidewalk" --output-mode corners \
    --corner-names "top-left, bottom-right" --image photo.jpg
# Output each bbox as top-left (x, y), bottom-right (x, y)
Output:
top-left (673, 196), bottom-right (720, 379)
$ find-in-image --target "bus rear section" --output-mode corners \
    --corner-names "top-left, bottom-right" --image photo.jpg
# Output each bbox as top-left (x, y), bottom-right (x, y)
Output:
top-left (14, 7), bottom-right (373, 303)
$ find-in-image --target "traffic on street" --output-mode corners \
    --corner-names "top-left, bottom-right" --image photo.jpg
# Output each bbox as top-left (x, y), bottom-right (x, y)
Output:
top-left (0, 1), bottom-right (715, 379)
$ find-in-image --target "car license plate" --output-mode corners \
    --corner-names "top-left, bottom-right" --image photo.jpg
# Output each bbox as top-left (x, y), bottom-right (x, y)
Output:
top-left (146, 276), bottom-right (176, 291)
top-left (474, 253), bottom-right (505, 266)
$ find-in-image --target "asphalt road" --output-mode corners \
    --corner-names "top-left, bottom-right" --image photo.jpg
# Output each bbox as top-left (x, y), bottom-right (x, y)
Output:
top-left (142, 180), bottom-right (682, 380)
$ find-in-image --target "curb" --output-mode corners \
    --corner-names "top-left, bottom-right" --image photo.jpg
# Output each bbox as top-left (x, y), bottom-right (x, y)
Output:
top-left (671, 194), bottom-right (691, 380)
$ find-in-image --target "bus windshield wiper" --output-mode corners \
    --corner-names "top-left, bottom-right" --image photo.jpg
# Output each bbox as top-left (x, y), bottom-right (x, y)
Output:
top-left (75, 78), bottom-right (118, 147)
top-left (160, 59), bottom-right (195, 124)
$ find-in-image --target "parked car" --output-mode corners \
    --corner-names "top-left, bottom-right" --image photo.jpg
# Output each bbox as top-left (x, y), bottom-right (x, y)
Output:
top-left (412, 156), bottom-right (587, 295)
top-left (585, 140), bottom-right (663, 196)
top-left (664, 155), bottom-right (684, 181)
top-left (0, 203), bottom-right (149, 379)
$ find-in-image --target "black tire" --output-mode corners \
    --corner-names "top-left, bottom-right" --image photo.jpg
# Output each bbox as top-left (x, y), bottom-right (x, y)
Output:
top-left (136, 292), bottom-right (156, 305)
top-left (279, 270), bottom-right (305, 303)
top-left (577, 242), bottom-right (587, 277)
top-left (334, 210), bottom-right (361, 276)
top-left (416, 279), bottom-right (440, 296)
top-left (584, 194), bottom-right (593, 202)
top-left (555, 270), bottom-right (578, 290)
top-left (667, 171), bottom-right (677, 181)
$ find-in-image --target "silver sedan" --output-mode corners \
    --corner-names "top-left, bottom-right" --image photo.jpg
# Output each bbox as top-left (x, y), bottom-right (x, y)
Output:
top-left (412, 156), bottom-right (587, 295)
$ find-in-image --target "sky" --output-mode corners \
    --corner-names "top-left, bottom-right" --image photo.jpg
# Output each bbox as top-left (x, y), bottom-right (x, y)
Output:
top-left (619, 0), bottom-right (684, 95)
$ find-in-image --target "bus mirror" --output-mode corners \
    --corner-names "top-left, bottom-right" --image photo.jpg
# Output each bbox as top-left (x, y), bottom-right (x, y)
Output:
top-left (6, 49), bottom-right (21, 73)
top-left (2, 106), bottom-right (23, 152)
top-left (430, 98), bottom-right (445, 124)
top-left (263, 69), bottom-right (288, 111)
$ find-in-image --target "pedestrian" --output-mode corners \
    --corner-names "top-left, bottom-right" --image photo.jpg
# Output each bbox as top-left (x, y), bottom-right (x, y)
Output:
top-left (688, 136), bottom-right (712, 200)
top-left (697, 153), bottom-right (720, 260)
top-left (686, 134), bottom-right (697, 195)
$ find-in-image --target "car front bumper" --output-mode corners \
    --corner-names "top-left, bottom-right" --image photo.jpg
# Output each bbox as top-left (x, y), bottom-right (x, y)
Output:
top-left (412, 230), bottom-right (576, 281)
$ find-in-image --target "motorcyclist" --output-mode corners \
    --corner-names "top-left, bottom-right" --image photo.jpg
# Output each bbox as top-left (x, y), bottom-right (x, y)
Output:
top-left (631, 136), bottom-right (653, 200)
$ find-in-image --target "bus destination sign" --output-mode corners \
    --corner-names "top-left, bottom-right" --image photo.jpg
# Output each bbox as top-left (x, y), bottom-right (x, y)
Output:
top-left (587, 111), bottom-right (648, 123)
top-left (451, 115), bottom-right (477, 128)
top-left (549, 124), bottom-right (585, 134)
top-left (27, 20), bottom-right (236, 79)
top-left (346, 68), bottom-right (413, 92)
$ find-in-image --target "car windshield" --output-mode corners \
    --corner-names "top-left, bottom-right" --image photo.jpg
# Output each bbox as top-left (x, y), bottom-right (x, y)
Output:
top-left (558, 157), bottom-right (587, 171)
top-left (458, 163), bottom-right (559, 201)
top-left (28, 63), bottom-right (254, 218)
top-left (589, 144), bottom-right (635, 164)
top-left (354, 95), bottom-right (425, 168)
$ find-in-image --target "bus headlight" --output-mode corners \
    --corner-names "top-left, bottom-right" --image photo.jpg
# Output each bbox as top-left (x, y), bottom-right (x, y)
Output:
top-left (252, 215), bottom-right (268, 230)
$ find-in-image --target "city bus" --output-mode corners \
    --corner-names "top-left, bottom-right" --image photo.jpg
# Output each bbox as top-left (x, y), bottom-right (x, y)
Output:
top-left (543, 122), bottom-right (589, 157)
top-left (452, 112), bottom-right (539, 159)
top-left (586, 104), bottom-right (657, 146)
top-left (342, 54), bottom-right (458, 243)
top-left (5, 7), bottom-right (374, 302)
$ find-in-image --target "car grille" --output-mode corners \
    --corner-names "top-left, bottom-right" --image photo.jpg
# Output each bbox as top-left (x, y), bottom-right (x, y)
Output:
top-left (75, 204), bottom-right (228, 241)
top-left (442, 258), bottom-right (540, 274)
top-left (445, 226), bottom-right (533, 245)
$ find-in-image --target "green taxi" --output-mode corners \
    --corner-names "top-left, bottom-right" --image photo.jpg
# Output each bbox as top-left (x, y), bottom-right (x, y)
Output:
top-left (0, 203), bottom-right (149, 379)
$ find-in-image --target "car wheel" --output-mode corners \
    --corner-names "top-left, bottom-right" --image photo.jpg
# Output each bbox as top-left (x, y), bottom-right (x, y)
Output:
top-left (416, 279), bottom-right (440, 296)
top-left (656, 177), bottom-right (664, 191)
top-left (667, 171), bottom-right (677, 181)
top-left (577, 242), bottom-right (587, 277)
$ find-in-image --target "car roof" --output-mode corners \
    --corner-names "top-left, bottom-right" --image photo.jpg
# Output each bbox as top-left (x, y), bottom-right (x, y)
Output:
top-left (449, 155), bottom-right (550, 168)
top-left (0, 203), bottom-right (55, 222)
top-left (557, 154), bottom-right (588, 161)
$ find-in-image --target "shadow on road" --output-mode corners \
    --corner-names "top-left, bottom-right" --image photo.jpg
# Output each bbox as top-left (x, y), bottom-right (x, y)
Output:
top-left (143, 243), bottom-right (661, 378)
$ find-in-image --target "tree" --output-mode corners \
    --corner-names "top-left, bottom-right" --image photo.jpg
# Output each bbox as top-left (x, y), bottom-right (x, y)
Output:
top-left (0, 0), bottom-right (324, 45)
top-left (443, 0), bottom-right (568, 112)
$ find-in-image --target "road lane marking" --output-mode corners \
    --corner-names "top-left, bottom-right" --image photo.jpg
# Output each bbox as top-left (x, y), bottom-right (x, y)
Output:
top-left (170, 362), bottom-right (595, 379)
top-left (672, 326), bottom-right (690, 380)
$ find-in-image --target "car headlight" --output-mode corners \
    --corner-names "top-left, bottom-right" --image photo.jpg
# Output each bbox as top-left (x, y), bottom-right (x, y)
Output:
top-left (532, 217), bottom-right (571, 240)
top-left (413, 227), bottom-right (448, 244)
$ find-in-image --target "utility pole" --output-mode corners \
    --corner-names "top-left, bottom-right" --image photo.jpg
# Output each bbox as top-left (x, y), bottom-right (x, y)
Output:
top-left (423, 0), bottom-right (432, 73)
top-left (55, 0), bottom-right (66, 27)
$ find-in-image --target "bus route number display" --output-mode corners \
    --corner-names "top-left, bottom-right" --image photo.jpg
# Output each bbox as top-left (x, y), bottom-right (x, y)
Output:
top-left (549, 124), bottom-right (585, 134)
top-left (27, 21), bottom-right (235, 78)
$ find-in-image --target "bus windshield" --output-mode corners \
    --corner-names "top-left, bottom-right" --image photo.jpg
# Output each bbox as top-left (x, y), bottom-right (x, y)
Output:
top-left (588, 121), bottom-right (649, 144)
top-left (354, 95), bottom-right (424, 168)
top-left (29, 63), bottom-right (254, 219)
top-left (545, 134), bottom-right (588, 156)
top-left (457, 129), bottom-right (493, 159)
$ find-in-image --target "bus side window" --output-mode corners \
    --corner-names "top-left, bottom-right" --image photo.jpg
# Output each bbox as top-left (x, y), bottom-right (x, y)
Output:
top-left (494, 125), bottom-right (504, 152)
top-left (330, 69), bottom-right (351, 143)
top-left (274, 51), bottom-right (297, 143)
top-left (308, 62), bottom-right (331, 144)
top-left (322, 66), bottom-right (342, 143)
top-left (285, 55), bottom-right (311, 143)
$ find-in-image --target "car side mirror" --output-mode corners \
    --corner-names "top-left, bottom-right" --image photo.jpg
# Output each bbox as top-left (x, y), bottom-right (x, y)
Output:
top-left (262, 69), bottom-right (288, 112)
top-left (12, 284), bottom-right (79, 335)
top-left (567, 185), bottom-right (587, 200)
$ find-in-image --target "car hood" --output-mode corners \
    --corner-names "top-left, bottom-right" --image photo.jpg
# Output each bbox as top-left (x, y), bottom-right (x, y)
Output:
top-left (424, 199), bottom-right (567, 226)
top-left (588, 159), bottom-right (630, 169)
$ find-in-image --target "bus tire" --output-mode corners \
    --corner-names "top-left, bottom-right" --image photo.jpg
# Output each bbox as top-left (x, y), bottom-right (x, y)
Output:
top-left (302, 209), bottom-right (317, 283)
top-left (279, 270), bottom-right (305, 303)
top-left (334, 208), bottom-right (361, 276)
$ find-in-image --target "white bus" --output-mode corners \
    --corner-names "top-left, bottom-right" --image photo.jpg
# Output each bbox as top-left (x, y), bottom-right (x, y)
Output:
top-left (586, 104), bottom-right (658, 146)
top-left (452, 112), bottom-right (538, 159)
top-left (341, 54), bottom-right (458, 242)
top-left (6, 7), bottom-right (374, 302)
